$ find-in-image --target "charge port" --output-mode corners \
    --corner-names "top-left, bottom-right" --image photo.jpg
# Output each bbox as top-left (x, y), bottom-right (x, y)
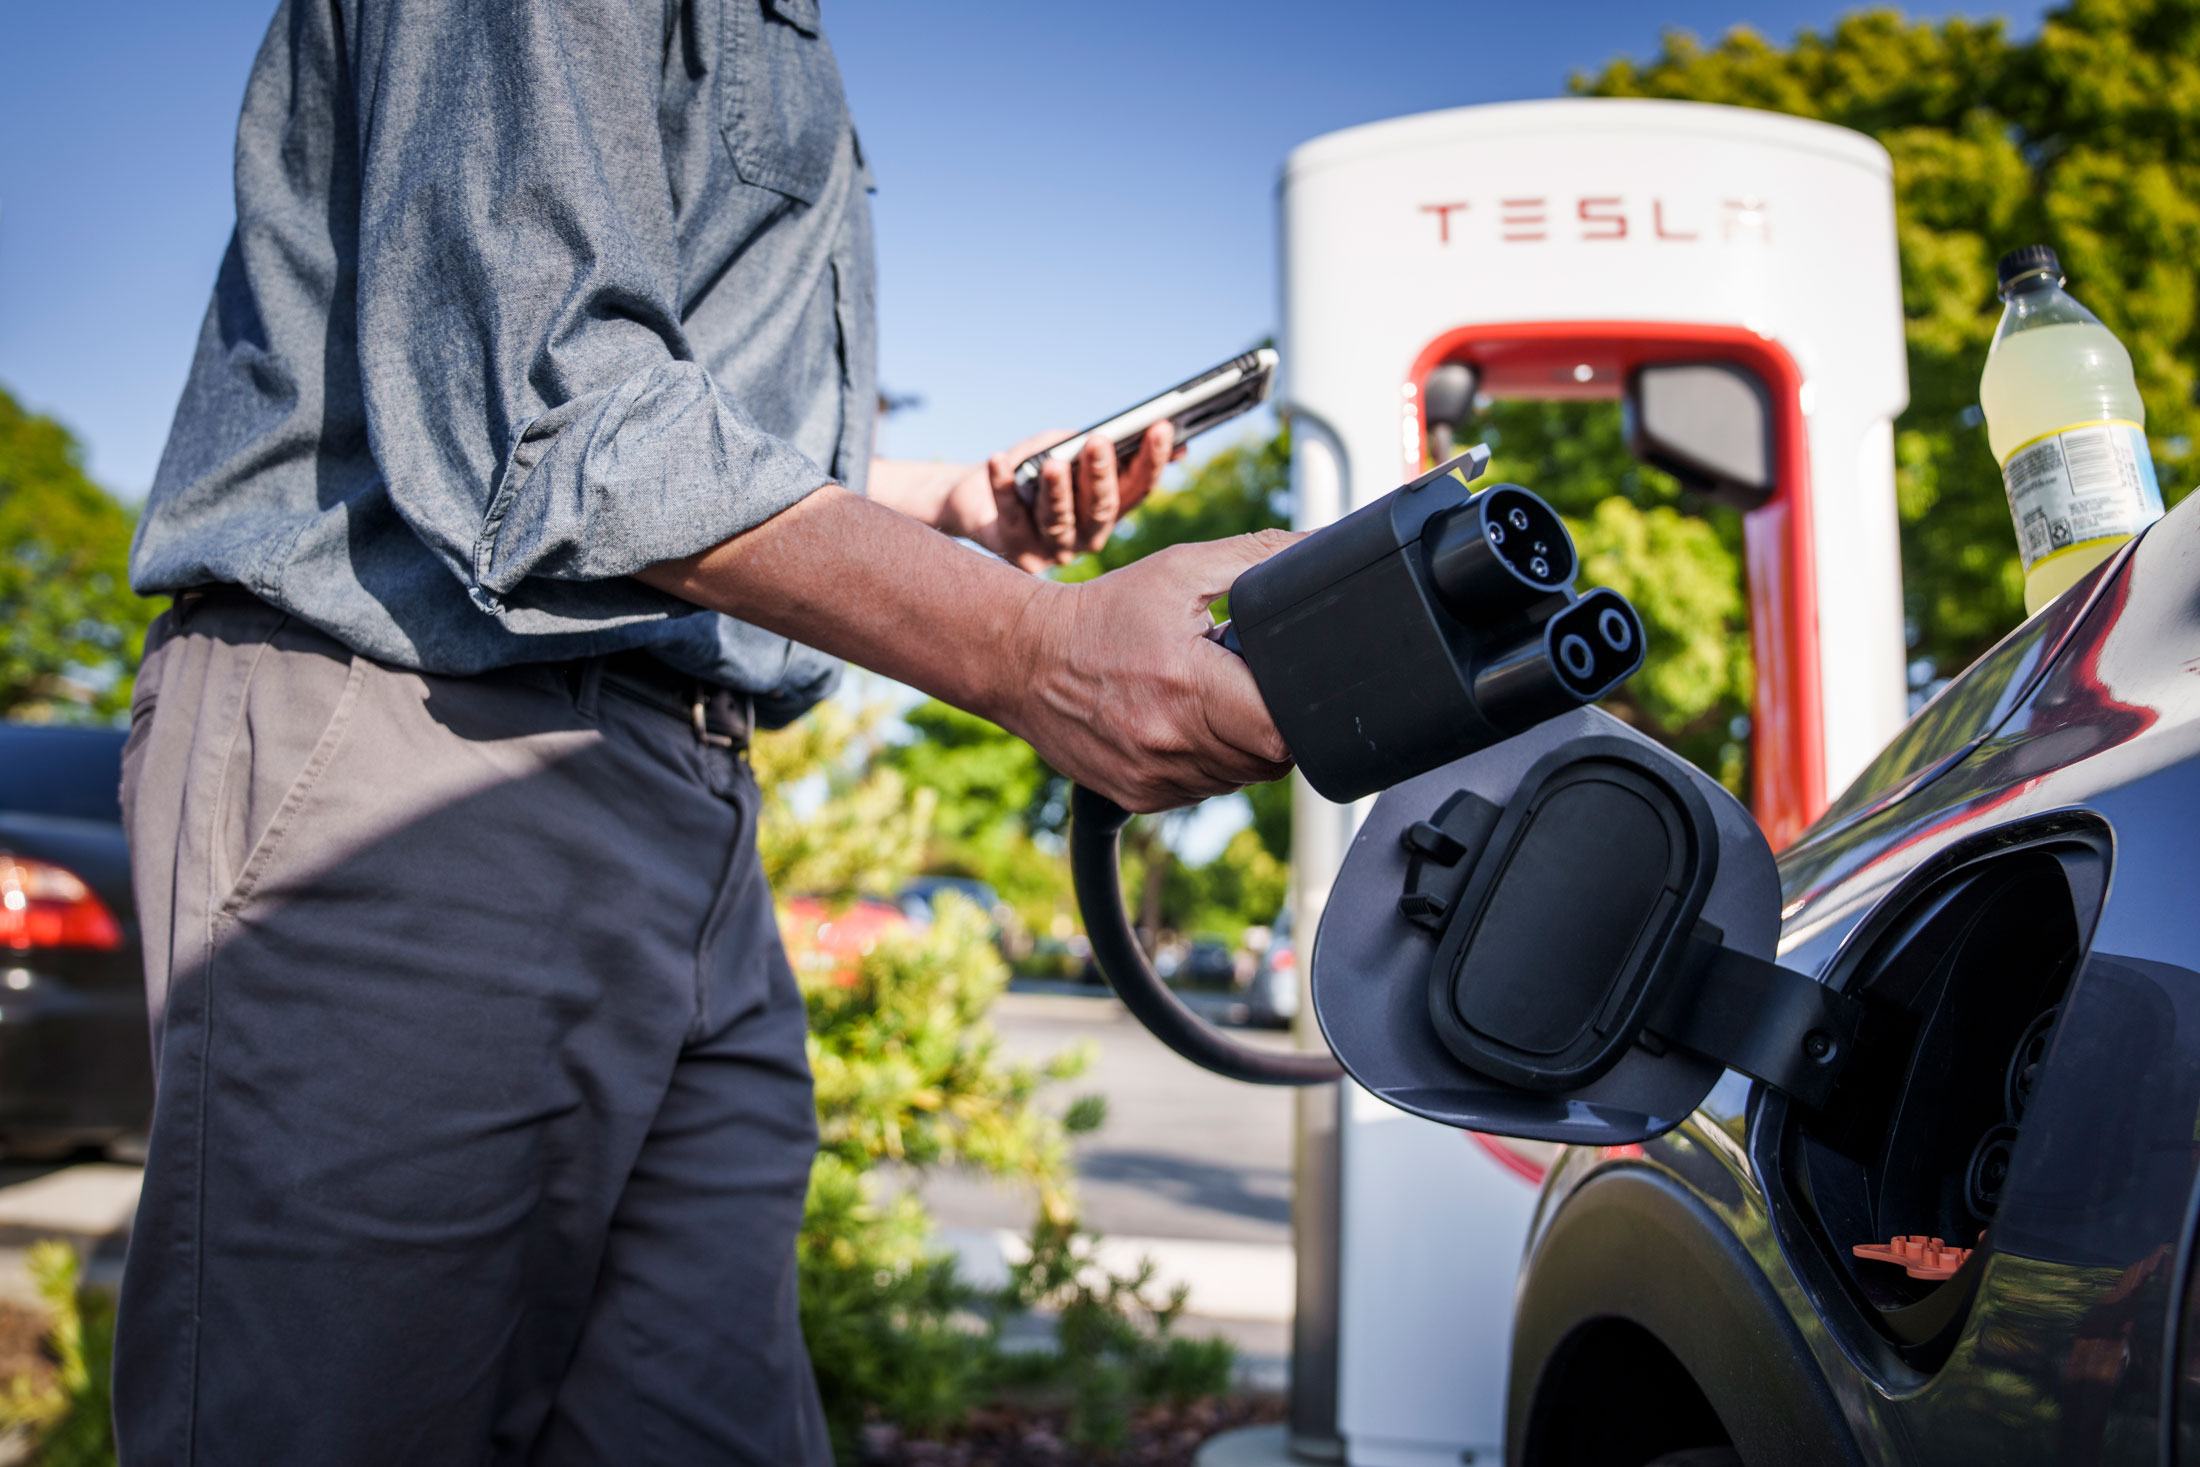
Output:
top-left (1780, 841), bottom-right (2101, 1367)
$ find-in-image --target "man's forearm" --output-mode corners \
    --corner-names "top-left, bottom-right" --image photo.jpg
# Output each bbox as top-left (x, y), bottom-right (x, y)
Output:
top-left (633, 484), bottom-right (1045, 721)
top-left (637, 484), bottom-right (1296, 812)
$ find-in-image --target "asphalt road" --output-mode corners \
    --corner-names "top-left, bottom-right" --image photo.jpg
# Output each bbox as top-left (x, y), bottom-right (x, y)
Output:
top-left (917, 989), bottom-right (1300, 1246)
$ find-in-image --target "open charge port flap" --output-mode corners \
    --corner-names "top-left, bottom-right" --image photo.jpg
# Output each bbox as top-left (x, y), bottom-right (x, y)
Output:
top-left (1316, 708), bottom-right (1810, 1149)
top-left (1449, 772), bottom-right (1682, 1058)
top-left (1418, 741), bottom-right (1858, 1105)
top-left (1428, 753), bottom-right (1711, 1092)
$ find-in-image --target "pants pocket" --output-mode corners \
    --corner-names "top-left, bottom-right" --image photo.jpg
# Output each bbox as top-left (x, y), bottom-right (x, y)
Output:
top-left (212, 633), bottom-right (368, 921)
top-left (119, 611), bottom-right (178, 837)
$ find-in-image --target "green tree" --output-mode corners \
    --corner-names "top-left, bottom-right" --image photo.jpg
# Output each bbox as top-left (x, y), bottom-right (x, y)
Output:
top-left (0, 387), bottom-right (155, 722)
top-left (881, 699), bottom-right (1075, 933)
top-left (1584, 0), bottom-right (2200, 682)
top-left (1475, 400), bottom-right (1754, 786)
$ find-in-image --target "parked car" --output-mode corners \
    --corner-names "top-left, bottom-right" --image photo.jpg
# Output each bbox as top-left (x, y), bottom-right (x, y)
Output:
top-left (897, 875), bottom-right (997, 920)
top-left (0, 723), bottom-right (148, 1159)
top-left (1479, 501), bottom-right (2200, 1464)
top-left (1245, 905), bottom-right (1298, 1030)
top-left (897, 875), bottom-right (1004, 931)
top-left (779, 894), bottom-right (910, 983)
top-left (1177, 935), bottom-right (1237, 990)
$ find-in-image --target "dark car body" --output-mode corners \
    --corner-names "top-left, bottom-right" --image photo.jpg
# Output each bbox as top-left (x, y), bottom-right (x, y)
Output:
top-left (1505, 495), bottom-right (2200, 1466)
top-left (897, 875), bottom-right (1004, 930)
top-left (1180, 936), bottom-right (1238, 989)
top-left (0, 724), bottom-right (149, 1157)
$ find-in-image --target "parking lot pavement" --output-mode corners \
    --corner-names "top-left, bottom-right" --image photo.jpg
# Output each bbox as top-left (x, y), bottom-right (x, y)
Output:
top-left (920, 988), bottom-right (1299, 1247)
top-left (918, 988), bottom-right (1304, 1382)
top-left (0, 1162), bottom-right (139, 1305)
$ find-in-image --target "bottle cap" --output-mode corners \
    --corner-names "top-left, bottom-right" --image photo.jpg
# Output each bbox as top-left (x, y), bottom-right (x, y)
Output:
top-left (1998, 244), bottom-right (2064, 293)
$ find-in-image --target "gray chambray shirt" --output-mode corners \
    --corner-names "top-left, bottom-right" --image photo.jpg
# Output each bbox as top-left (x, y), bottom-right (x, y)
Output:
top-left (130, 0), bottom-right (876, 723)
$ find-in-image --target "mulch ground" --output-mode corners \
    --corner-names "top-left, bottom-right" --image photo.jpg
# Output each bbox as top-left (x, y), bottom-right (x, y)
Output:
top-left (0, 1301), bottom-right (52, 1394)
top-left (859, 1394), bottom-right (1286, 1466)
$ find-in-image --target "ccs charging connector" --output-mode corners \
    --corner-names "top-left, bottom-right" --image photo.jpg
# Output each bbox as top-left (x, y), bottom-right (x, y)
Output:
top-left (1222, 446), bottom-right (1645, 803)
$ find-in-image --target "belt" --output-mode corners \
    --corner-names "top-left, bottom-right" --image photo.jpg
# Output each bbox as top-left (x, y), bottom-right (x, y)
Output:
top-left (172, 585), bottom-right (754, 751)
top-left (598, 650), bottom-right (755, 750)
top-left (171, 582), bottom-right (269, 621)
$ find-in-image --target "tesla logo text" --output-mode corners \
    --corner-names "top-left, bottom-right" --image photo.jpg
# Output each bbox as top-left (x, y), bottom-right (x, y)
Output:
top-left (1418, 196), bottom-right (1771, 246)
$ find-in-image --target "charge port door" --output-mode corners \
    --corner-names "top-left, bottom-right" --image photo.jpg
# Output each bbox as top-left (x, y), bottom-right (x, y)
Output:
top-left (1312, 707), bottom-right (1852, 1145)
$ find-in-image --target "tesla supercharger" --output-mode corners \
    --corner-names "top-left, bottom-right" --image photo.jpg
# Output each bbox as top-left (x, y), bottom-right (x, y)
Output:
top-left (1274, 100), bottom-right (1909, 1465)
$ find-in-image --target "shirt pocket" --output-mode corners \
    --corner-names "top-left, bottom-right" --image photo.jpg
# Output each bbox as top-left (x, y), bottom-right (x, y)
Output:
top-left (720, 0), bottom-right (848, 205)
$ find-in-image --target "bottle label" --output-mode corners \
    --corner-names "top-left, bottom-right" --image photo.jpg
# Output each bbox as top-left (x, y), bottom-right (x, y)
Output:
top-left (2001, 419), bottom-right (2164, 572)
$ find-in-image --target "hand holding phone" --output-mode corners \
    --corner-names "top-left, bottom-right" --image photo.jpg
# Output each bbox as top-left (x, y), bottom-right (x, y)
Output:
top-left (1012, 348), bottom-right (1278, 506)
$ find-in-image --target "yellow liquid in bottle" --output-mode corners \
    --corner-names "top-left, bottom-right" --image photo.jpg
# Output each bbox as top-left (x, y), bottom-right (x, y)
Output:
top-left (1979, 322), bottom-right (2154, 614)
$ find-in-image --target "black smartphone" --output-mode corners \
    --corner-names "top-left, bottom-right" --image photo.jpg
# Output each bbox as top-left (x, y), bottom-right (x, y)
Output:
top-left (1012, 348), bottom-right (1278, 504)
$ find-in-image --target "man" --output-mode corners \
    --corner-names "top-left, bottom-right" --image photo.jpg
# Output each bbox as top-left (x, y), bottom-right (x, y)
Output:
top-left (117, 2), bottom-right (1292, 1463)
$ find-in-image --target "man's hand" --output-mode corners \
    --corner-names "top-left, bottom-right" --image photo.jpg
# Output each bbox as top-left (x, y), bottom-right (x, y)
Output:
top-left (998, 529), bottom-right (1298, 811)
top-left (871, 421), bottom-right (1180, 573)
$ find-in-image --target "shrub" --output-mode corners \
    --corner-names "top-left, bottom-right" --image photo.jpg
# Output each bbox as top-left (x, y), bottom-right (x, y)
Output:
top-left (760, 709), bottom-right (1236, 1460)
top-left (0, 1242), bottom-right (116, 1467)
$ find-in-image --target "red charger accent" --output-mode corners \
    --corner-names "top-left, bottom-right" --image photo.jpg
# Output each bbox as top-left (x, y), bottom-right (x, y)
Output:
top-left (1407, 322), bottom-right (1825, 848)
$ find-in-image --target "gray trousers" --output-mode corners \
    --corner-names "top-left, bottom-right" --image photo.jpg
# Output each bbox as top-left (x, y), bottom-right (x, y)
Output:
top-left (115, 597), bottom-right (829, 1466)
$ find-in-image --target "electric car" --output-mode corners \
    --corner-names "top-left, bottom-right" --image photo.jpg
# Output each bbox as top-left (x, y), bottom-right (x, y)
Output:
top-left (1492, 491), bottom-right (2200, 1466)
top-left (0, 722), bottom-right (149, 1159)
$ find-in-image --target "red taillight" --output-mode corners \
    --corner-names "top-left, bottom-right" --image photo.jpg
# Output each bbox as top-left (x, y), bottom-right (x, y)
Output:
top-left (1270, 947), bottom-right (1295, 971)
top-left (0, 856), bottom-right (122, 951)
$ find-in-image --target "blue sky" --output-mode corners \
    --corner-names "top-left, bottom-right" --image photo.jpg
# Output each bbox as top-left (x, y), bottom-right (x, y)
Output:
top-left (1, 0), bottom-right (2047, 499)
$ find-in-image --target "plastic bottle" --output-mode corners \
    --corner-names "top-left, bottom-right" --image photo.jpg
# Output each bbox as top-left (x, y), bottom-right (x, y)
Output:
top-left (1979, 245), bottom-right (2164, 614)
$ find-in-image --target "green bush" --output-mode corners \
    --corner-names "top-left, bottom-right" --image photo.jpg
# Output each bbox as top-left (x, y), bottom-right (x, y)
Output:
top-left (1003, 1218), bottom-right (1236, 1451)
top-left (0, 1242), bottom-right (116, 1467)
top-left (759, 708), bottom-right (1237, 1460)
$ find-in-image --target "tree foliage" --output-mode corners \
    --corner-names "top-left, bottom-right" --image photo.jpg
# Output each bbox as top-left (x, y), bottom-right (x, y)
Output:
top-left (752, 698), bottom-right (938, 900)
top-left (0, 387), bottom-right (155, 722)
top-left (880, 699), bottom-right (1075, 931)
top-left (1476, 400), bottom-right (1753, 785)
top-left (1584, 0), bottom-right (2200, 680)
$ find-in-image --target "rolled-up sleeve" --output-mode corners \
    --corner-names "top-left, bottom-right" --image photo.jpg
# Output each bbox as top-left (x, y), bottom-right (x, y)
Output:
top-left (349, 0), bottom-right (830, 615)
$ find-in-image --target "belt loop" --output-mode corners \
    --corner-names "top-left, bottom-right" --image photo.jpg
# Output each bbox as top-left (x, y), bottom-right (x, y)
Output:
top-left (574, 658), bottom-right (604, 721)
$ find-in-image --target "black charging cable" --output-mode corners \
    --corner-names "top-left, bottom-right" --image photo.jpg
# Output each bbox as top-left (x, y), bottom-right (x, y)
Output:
top-left (1068, 786), bottom-right (1343, 1086)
